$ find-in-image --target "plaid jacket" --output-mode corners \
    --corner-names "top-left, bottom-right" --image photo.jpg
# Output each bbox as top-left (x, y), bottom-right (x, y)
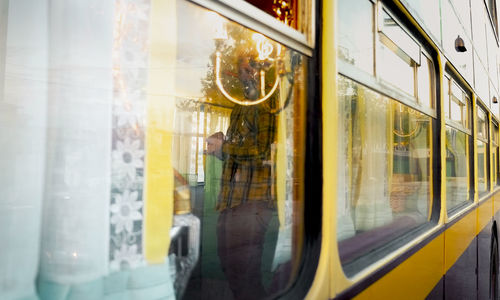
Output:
top-left (217, 103), bottom-right (277, 211)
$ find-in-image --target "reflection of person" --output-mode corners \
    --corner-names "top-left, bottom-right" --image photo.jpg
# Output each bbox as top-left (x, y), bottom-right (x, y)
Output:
top-left (206, 132), bottom-right (224, 160)
top-left (216, 55), bottom-right (277, 300)
top-left (202, 132), bottom-right (225, 279)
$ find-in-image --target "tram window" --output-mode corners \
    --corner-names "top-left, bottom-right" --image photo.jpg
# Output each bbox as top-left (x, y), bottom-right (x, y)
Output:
top-left (337, 75), bottom-right (432, 275)
top-left (477, 105), bottom-right (490, 195)
top-left (377, 8), bottom-right (435, 110)
top-left (338, 0), bottom-right (374, 75)
top-left (445, 126), bottom-right (471, 211)
top-left (487, 0), bottom-right (499, 35)
top-left (444, 76), bottom-right (451, 119)
top-left (492, 123), bottom-right (499, 186)
top-left (378, 39), bottom-right (415, 96)
top-left (171, 3), bottom-right (308, 298)
top-left (445, 77), bottom-right (470, 129)
top-left (477, 106), bottom-right (489, 140)
top-left (378, 10), bottom-right (418, 96)
top-left (242, 0), bottom-right (311, 33)
top-left (444, 75), bottom-right (472, 212)
top-left (417, 54), bottom-right (434, 108)
top-left (478, 140), bottom-right (489, 194)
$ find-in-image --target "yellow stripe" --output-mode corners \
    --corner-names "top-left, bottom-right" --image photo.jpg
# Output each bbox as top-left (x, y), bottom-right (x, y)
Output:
top-left (477, 198), bottom-right (492, 235)
top-left (354, 233), bottom-right (444, 300)
top-left (144, 0), bottom-right (175, 264)
top-left (444, 210), bottom-right (476, 271)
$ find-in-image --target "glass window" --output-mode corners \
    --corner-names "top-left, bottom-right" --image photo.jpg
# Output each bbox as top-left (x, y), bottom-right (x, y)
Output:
top-left (338, 0), bottom-right (374, 75)
top-left (477, 105), bottom-right (489, 141)
top-left (444, 74), bottom-right (472, 213)
top-left (478, 140), bottom-right (489, 194)
top-left (337, 75), bottom-right (432, 275)
top-left (377, 10), bottom-right (417, 96)
top-left (444, 76), bottom-right (451, 119)
top-left (477, 105), bottom-right (489, 195)
top-left (0, 1), bottom-right (310, 299)
top-left (487, 0), bottom-right (499, 34)
top-left (243, 0), bottom-right (304, 31)
top-left (446, 77), bottom-right (470, 130)
top-left (377, 41), bottom-right (415, 95)
top-left (445, 126), bottom-right (471, 211)
top-left (417, 55), bottom-right (434, 108)
top-left (493, 123), bottom-right (499, 186)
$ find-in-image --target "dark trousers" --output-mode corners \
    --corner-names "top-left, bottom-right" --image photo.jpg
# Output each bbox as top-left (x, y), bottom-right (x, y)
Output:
top-left (217, 201), bottom-right (273, 300)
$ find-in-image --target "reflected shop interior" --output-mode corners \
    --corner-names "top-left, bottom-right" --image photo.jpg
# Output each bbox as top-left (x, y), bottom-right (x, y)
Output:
top-left (0, 0), bottom-right (309, 300)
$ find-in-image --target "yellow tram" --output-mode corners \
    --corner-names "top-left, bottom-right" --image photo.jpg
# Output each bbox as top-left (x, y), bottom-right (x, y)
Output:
top-left (1, 0), bottom-right (500, 299)
top-left (321, 0), bottom-right (500, 298)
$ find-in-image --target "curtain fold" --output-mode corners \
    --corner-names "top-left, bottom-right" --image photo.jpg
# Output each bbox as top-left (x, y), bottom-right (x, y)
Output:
top-left (0, 0), bottom-right (47, 298)
top-left (40, 0), bottom-right (114, 284)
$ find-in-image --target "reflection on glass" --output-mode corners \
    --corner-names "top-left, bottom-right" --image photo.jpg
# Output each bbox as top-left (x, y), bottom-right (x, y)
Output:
top-left (493, 146), bottom-right (498, 187)
top-left (174, 2), bottom-right (307, 299)
top-left (418, 55), bottom-right (433, 108)
top-left (379, 10), bottom-right (420, 64)
top-left (450, 97), bottom-right (467, 126)
top-left (244, 0), bottom-right (297, 28)
top-left (494, 124), bottom-right (499, 186)
top-left (445, 127), bottom-right (470, 211)
top-left (444, 77), bottom-right (451, 119)
top-left (378, 41), bottom-right (415, 96)
top-left (337, 75), bottom-right (431, 274)
top-left (477, 106), bottom-right (488, 140)
top-left (447, 78), bottom-right (470, 129)
top-left (338, 0), bottom-right (374, 74)
top-left (478, 141), bottom-right (488, 194)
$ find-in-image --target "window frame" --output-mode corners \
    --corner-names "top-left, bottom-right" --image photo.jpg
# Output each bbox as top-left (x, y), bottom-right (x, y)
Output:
top-left (335, 0), bottom-right (440, 276)
top-left (443, 72), bottom-right (474, 215)
top-left (187, 0), bottom-right (315, 56)
top-left (485, 0), bottom-right (499, 41)
top-left (491, 120), bottom-right (499, 187)
top-left (338, 1), bottom-right (437, 119)
top-left (476, 103), bottom-right (490, 196)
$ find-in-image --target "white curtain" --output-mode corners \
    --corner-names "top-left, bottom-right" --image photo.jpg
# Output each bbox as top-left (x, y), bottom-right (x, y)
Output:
top-left (337, 79), bottom-right (394, 237)
top-left (352, 88), bottom-right (393, 231)
top-left (0, 0), bottom-right (48, 298)
top-left (40, 0), bottom-right (113, 284)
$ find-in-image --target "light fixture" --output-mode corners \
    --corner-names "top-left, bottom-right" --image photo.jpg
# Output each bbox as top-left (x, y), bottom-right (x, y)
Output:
top-left (455, 35), bottom-right (467, 52)
top-left (214, 34), bottom-right (282, 106)
top-left (493, 96), bottom-right (498, 104)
